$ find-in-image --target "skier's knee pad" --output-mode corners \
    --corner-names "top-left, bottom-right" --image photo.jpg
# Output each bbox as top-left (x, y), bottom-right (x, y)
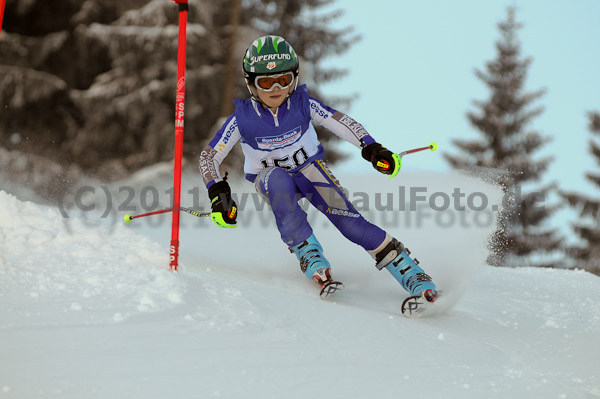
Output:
top-left (255, 167), bottom-right (296, 203)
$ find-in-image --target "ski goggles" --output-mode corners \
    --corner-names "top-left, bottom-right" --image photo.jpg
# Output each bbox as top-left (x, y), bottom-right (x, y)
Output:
top-left (254, 72), bottom-right (295, 92)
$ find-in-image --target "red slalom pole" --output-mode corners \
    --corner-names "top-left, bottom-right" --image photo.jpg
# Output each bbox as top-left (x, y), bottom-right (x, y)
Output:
top-left (169, 0), bottom-right (188, 271)
top-left (0, 0), bottom-right (6, 38)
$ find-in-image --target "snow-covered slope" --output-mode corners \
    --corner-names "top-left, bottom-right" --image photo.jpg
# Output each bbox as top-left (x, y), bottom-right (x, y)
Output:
top-left (1, 171), bottom-right (599, 399)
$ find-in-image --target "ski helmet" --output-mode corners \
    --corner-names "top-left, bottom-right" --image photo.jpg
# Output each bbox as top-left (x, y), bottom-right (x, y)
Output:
top-left (242, 35), bottom-right (300, 101)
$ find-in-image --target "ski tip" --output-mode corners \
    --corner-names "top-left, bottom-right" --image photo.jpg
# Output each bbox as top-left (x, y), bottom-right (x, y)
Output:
top-left (401, 290), bottom-right (442, 318)
top-left (401, 295), bottom-right (425, 317)
top-left (319, 281), bottom-right (344, 299)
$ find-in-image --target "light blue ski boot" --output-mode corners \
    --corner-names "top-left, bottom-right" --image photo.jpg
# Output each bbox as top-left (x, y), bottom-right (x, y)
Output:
top-left (289, 233), bottom-right (342, 298)
top-left (373, 237), bottom-right (438, 302)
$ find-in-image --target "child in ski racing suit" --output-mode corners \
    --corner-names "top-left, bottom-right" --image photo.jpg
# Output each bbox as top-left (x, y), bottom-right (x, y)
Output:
top-left (199, 35), bottom-right (437, 302)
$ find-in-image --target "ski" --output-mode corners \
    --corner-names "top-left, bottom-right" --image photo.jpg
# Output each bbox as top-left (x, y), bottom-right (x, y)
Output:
top-left (319, 280), bottom-right (344, 299)
top-left (401, 289), bottom-right (440, 318)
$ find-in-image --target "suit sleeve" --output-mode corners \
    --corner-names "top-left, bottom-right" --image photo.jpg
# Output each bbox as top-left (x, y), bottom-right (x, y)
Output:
top-left (308, 96), bottom-right (376, 148)
top-left (198, 115), bottom-right (241, 188)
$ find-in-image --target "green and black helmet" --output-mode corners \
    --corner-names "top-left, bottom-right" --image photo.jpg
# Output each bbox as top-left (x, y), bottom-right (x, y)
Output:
top-left (242, 35), bottom-right (300, 100)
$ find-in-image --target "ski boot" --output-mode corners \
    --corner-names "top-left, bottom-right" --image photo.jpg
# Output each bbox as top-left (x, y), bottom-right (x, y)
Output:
top-left (289, 233), bottom-right (343, 299)
top-left (371, 236), bottom-right (438, 304)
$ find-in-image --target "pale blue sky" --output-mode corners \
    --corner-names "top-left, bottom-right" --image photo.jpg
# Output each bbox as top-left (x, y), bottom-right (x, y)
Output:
top-left (321, 0), bottom-right (600, 195)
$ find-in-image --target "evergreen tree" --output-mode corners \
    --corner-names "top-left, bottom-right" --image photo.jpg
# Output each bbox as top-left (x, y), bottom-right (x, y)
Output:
top-left (0, 0), bottom-right (356, 198)
top-left (444, 7), bottom-right (562, 267)
top-left (560, 112), bottom-right (600, 276)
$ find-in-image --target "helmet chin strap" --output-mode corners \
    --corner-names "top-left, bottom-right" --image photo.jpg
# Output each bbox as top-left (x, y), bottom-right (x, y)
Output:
top-left (246, 83), bottom-right (267, 107)
top-left (245, 83), bottom-right (256, 98)
top-left (246, 83), bottom-right (261, 103)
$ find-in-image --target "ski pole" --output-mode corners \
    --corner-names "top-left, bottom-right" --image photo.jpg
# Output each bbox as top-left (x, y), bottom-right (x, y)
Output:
top-left (389, 142), bottom-right (438, 178)
top-left (124, 207), bottom-right (210, 223)
top-left (398, 142), bottom-right (438, 157)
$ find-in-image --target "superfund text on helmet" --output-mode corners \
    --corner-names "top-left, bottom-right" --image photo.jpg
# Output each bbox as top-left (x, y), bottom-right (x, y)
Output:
top-left (246, 53), bottom-right (293, 67)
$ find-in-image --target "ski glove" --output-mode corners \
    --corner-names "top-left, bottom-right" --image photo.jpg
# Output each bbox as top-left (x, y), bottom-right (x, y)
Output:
top-left (208, 181), bottom-right (238, 228)
top-left (361, 143), bottom-right (401, 178)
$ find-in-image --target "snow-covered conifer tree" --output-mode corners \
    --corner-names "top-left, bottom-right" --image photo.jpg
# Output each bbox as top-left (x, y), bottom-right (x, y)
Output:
top-left (444, 8), bottom-right (562, 268)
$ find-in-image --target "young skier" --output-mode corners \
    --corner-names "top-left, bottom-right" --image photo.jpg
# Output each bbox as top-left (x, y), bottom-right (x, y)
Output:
top-left (199, 35), bottom-right (438, 306)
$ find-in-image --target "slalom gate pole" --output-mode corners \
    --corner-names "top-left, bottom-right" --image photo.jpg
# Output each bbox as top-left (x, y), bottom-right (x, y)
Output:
top-left (0, 0), bottom-right (6, 38)
top-left (169, 0), bottom-right (188, 271)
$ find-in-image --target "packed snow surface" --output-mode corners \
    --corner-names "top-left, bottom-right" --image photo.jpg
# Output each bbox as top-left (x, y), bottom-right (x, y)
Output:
top-left (1, 171), bottom-right (599, 399)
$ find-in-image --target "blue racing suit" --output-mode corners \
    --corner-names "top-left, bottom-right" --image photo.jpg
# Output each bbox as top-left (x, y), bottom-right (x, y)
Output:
top-left (199, 85), bottom-right (386, 251)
